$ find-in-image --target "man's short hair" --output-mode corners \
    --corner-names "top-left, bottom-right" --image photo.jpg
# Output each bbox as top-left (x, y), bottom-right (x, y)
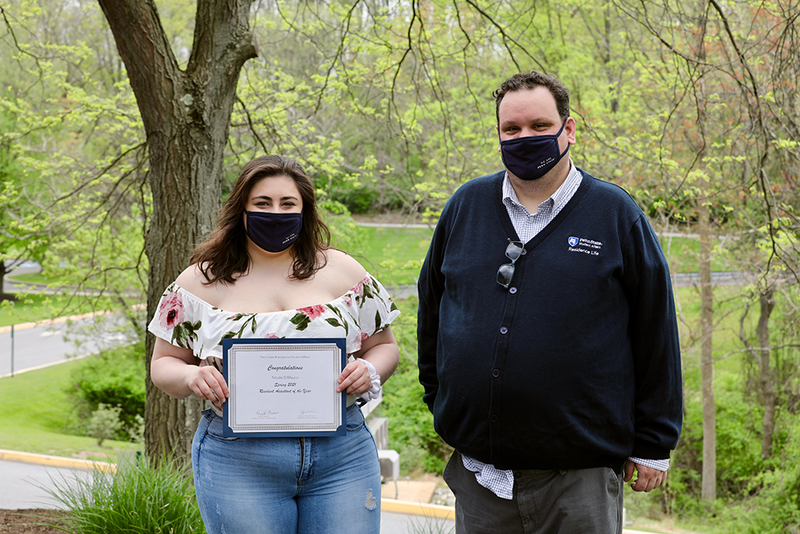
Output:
top-left (493, 71), bottom-right (571, 124)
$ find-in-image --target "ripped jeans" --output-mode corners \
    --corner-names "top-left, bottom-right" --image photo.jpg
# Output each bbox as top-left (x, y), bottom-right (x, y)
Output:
top-left (192, 403), bottom-right (381, 534)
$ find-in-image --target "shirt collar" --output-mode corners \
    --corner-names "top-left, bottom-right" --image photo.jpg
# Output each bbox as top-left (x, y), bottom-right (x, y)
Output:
top-left (502, 159), bottom-right (581, 214)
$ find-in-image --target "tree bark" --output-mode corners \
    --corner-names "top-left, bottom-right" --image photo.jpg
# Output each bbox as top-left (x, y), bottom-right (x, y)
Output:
top-left (757, 288), bottom-right (776, 459)
top-left (699, 200), bottom-right (716, 501)
top-left (0, 261), bottom-right (8, 300)
top-left (0, 261), bottom-right (14, 301)
top-left (96, 0), bottom-right (256, 464)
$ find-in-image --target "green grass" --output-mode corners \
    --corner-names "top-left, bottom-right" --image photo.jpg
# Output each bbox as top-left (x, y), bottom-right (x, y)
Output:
top-left (0, 357), bottom-right (139, 462)
top-left (0, 293), bottom-right (118, 328)
top-left (349, 225), bottom-right (435, 286)
top-left (659, 233), bottom-right (735, 273)
top-left (348, 225), bottom-right (728, 285)
top-left (7, 271), bottom-right (53, 285)
top-left (675, 284), bottom-right (755, 372)
top-left (0, 223), bottom-right (780, 534)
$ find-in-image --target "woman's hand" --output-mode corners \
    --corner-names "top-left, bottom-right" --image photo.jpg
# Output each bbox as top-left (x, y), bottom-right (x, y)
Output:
top-left (336, 360), bottom-right (372, 395)
top-left (352, 327), bottom-right (399, 385)
top-left (188, 365), bottom-right (229, 411)
top-left (152, 338), bottom-right (229, 410)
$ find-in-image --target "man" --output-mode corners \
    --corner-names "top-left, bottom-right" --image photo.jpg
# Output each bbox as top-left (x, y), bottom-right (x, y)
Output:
top-left (417, 71), bottom-right (683, 533)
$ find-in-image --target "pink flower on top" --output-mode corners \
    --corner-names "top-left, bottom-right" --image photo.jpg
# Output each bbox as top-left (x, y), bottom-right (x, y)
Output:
top-left (158, 292), bottom-right (184, 329)
top-left (265, 333), bottom-right (279, 339)
top-left (297, 304), bottom-right (326, 321)
top-left (353, 331), bottom-right (370, 352)
top-left (352, 278), bottom-right (366, 298)
top-left (343, 295), bottom-right (353, 306)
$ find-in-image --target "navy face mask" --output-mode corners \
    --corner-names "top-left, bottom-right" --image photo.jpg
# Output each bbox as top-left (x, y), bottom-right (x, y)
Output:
top-left (245, 211), bottom-right (303, 253)
top-left (499, 120), bottom-right (570, 181)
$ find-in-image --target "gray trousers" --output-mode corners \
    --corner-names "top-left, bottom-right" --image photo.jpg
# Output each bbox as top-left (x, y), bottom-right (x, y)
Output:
top-left (443, 452), bottom-right (624, 534)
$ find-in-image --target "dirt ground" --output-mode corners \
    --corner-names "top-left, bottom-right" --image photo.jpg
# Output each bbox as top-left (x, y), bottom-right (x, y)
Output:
top-left (0, 510), bottom-right (68, 534)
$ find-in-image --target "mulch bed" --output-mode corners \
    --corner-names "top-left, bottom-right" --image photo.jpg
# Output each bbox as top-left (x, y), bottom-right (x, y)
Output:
top-left (0, 510), bottom-right (69, 534)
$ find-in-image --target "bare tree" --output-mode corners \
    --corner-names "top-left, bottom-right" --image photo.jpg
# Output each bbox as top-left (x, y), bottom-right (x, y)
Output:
top-left (740, 287), bottom-right (777, 459)
top-left (96, 0), bottom-right (257, 464)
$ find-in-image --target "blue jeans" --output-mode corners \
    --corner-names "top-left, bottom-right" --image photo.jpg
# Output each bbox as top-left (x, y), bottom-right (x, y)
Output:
top-left (192, 403), bottom-right (381, 534)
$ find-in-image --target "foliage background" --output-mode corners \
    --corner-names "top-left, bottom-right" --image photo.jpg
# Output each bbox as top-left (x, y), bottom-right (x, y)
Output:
top-left (0, 0), bottom-right (798, 531)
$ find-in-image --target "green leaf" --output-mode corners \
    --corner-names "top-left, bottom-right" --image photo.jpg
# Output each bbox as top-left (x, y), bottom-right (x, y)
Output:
top-left (290, 312), bottom-right (310, 331)
top-left (171, 324), bottom-right (183, 344)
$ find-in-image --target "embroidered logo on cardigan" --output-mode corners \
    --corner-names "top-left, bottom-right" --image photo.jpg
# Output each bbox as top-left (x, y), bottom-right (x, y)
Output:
top-left (568, 236), bottom-right (603, 256)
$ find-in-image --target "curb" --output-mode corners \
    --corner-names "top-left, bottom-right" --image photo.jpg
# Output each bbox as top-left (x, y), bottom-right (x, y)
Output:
top-left (382, 499), bottom-right (454, 519)
top-left (0, 449), bottom-right (116, 473)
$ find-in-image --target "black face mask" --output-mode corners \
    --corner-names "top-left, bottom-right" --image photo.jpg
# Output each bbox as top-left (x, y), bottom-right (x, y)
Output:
top-left (499, 120), bottom-right (570, 181)
top-left (245, 211), bottom-right (303, 252)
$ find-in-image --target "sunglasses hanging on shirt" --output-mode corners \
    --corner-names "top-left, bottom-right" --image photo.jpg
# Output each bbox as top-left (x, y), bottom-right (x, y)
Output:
top-left (497, 240), bottom-right (525, 289)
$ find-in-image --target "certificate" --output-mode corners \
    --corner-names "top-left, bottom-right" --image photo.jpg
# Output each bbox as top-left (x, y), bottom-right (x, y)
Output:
top-left (222, 338), bottom-right (347, 437)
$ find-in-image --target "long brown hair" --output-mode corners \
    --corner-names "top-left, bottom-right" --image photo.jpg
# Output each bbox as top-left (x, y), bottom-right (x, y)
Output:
top-left (191, 155), bottom-right (331, 284)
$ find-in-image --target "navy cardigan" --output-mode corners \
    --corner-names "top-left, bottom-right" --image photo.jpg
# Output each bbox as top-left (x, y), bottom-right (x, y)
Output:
top-left (417, 169), bottom-right (683, 471)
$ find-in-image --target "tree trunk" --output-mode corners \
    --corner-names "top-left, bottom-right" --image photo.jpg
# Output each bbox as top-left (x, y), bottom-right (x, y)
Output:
top-left (97, 0), bottom-right (256, 465)
top-left (0, 260), bottom-right (8, 300)
top-left (699, 201), bottom-right (716, 501)
top-left (757, 288), bottom-right (776, 459)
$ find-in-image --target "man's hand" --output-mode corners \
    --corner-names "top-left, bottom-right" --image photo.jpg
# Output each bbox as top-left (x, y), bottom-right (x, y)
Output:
top-left (624, 461), bottom-right (666, 492)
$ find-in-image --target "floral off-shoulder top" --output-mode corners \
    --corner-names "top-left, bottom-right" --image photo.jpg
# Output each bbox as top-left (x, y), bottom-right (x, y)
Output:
top-left (147, 274), bottom-right (401, 378)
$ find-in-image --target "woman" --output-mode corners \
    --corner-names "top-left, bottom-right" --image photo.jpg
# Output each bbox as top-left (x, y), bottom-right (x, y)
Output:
top-left (147, 155), bottom-right (400, 534)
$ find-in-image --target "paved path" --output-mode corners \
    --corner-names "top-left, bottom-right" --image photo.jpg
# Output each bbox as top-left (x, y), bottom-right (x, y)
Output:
top-left (0, 458), bottom-right (76, 510)
top-left (0, 313), bottom-right (131, 378)
top-left (2, 262), bottom-right (47, 296)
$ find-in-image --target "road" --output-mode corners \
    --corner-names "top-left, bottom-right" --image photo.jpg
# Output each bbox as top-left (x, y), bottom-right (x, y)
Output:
top-left (0, 314), bottom-right (132, 378)
top-left (0, 456), bottom-right (84, 510)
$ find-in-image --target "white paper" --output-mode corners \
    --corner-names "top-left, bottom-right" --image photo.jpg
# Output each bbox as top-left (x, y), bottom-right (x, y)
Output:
top-left (225, 341), bottom-right (344, 435)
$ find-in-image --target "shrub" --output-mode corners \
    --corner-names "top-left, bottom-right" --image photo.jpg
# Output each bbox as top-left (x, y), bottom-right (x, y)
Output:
top-left (713, 420), bottom-right (800, 533)
top-left (383, 362), bottom-right (453, 474)
top-left (87, 403), bottom-right (123, 446)
top-left (321, 199), bottom-right (365, 254)
top-left (382, 298), bottom-right (453, 475)
top-left (675, 375), bottom-right (766, 502)
top-left (328, 179), bottom-right (378, 214)
top-left (66, 342), bottom-right (146, 442)
top-left (47, 455), bottom-right (205, 534)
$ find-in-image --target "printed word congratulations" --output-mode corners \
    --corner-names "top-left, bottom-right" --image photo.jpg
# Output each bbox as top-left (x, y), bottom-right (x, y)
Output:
top-left (267, 365), bottom-right (304, 371)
